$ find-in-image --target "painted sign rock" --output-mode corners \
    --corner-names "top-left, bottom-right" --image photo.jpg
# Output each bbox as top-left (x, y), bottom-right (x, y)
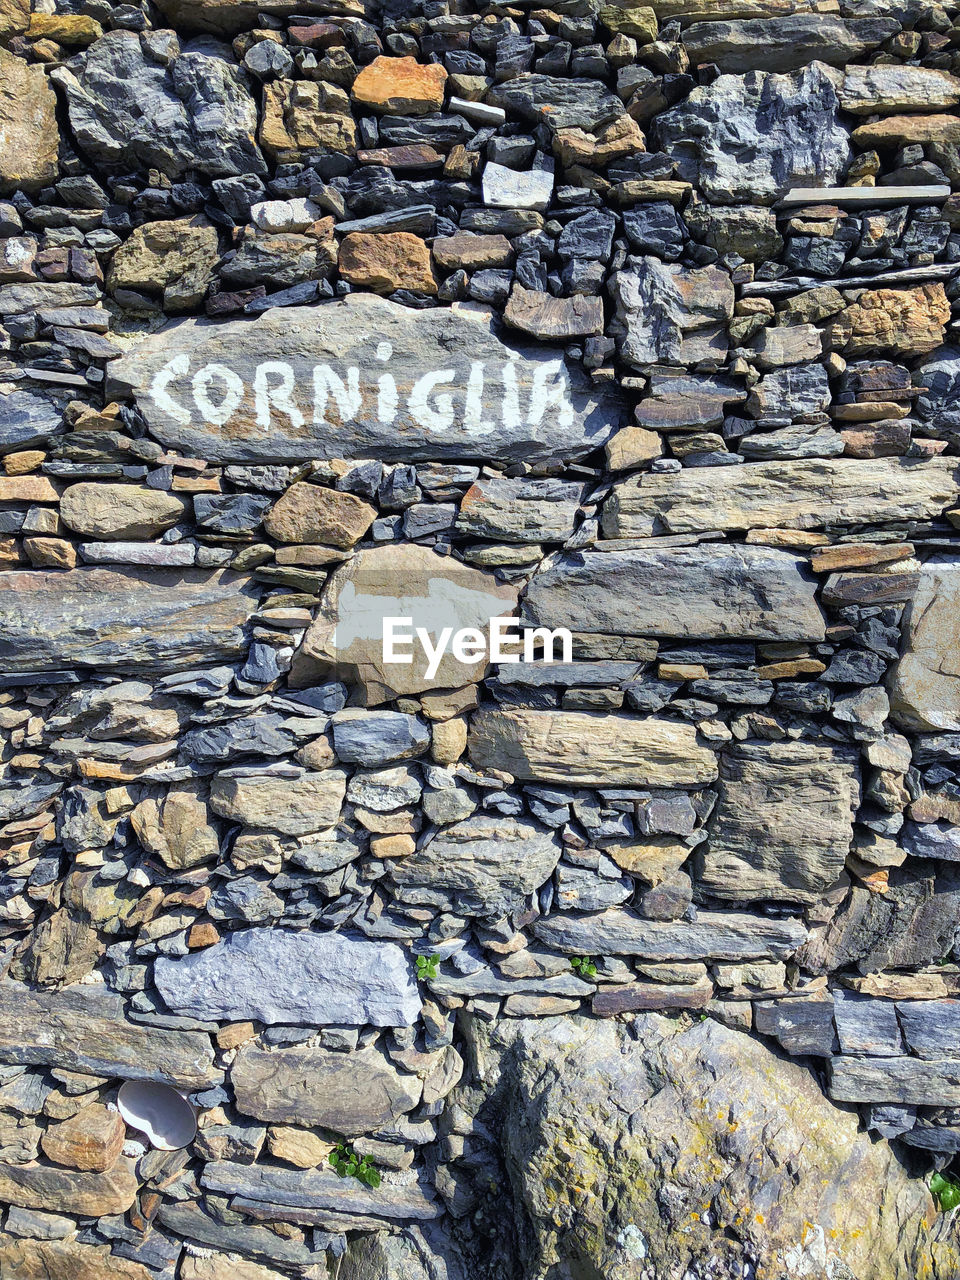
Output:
top-left (0, 567), bottom-right (257, 673)
top-left (107, 293), bottom-right (625, 464)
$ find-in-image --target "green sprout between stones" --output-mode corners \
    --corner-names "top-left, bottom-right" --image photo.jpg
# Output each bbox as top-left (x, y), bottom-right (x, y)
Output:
top-left (931, 1171), bottom-right (960, 1212)
top-left (329, 1143), bottom-right (381, 1188)
top-left (416, 953), bottom-right (441, 982)
top-left (570, 956), bottom-right (598, 979)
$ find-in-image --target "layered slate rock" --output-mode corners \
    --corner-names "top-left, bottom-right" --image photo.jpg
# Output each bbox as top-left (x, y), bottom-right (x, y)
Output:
top-left (680, 15), bottom-right (897, 73)
top-left (0, 388), bottom-right (65, 453)
top-left (609, 257), bottom-right (734, 367)
top-left (533, 909), bottom-right (805, 960)
top-left (700, 742), bottom-right (860, 904)
top-left (0, 567), bottom-right (257, 673)
top-left (653, 63), bottom-right (851, 204)
top-left (202, 1161), bottom-right (443, 1222)
top-left (0, 1157), bottom-right (139, 1216)
top-left (469, 708), bottom-right (718, 786)
top-left (0, 1237), bottom-right (154, 1280)
top-left (521, 546), bottom-right (825, 641)
top-left (208, 769), bottom-right (347, 835)
top-left (292, 543), bottom-right (519, 703)
top-left (108, 294), bottom-right (624, 464)
top-left (603, 457), bottom-right (959, 536)
top-left (232, 1043), bottom-right (422, 1135)
top-left (388, 816), bottom-right (561, 917)
top-left (50, 31), bottom-right (265, 178)
top-left (0, 982), bottom-right (219, 1088)
top-left (890, 556), bottom-right (960, 732)
top-left (155, 929), bottom-right (420, 1026)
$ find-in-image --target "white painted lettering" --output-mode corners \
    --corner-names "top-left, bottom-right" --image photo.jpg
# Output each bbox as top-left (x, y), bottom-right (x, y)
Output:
top-left (150, 355), bottom-right (191, 426)
top-left (528, 358), bottom-right (575, 429)
top-left (192, 362), bottom-right (244, 427)
top-left (382, 617), bottom-right (414, 664)
top-left (501, 356), bottom-right (521, 429)
top-left (408, 369), bottom-right (456, 433)
top-left (254, 361), bottom-right (304, 431)
top-left (313, 364), bottom-right (361, 426)
top-left (419, 626), bottom-right (454, 681)
top-left (464, 361), bottom-right (494, 437)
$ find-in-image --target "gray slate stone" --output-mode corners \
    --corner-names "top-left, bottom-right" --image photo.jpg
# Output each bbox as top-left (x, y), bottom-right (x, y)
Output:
top-left (0, 389), bottom-right (64, 453)
top-left (202, 1160), bottom-right (443, 1221)
top-left (158, 1202), bottom-right (329, 1269)
top-left (653, 63), bottom-right (851, 205)
top-left (897, 999), bottom-right (960, 1059)
top-left (109, 293), bottom-right (624, 465)
top-left (51, 31), bottom-right (265, 179)
top-left (155, 928), bottom-right (420, 1027)
top-left (486, 75), bottom-right (623, 131)
top-left (682, 16), bottom-right (898, 74)
top-left (532, 908), bottom-right (806, 960)
top-left (829, 1055), bottom-right (960, 1107)
top-left (0, 567), bottom-right (257, 674)
top-left (332, 711), bottom-right (431, 766)
top-left (522, 546), bottom-right (825, 642)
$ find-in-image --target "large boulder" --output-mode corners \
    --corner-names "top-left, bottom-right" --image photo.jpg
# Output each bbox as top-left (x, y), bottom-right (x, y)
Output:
top-left (455, 1012), bottom-right (959, 1280)
top-left (653, 62), bottom-right (850, 204)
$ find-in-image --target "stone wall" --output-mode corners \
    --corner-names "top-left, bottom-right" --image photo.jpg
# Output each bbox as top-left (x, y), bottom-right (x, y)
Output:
top-left (0, 0), bottom-right (960, 1276)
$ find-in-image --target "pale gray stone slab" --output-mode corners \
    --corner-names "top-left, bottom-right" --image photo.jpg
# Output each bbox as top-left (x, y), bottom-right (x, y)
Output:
top-left (532, 908), bottom-right (807, 960)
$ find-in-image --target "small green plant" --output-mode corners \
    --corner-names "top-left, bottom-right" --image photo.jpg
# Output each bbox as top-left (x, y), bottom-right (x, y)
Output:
top-left (931, 1171), bottom-right (960, 1212)
top-left (570, 956), bottom-right (597, 979)
top-left (415, 953), bottom-right (440, 982)
top-left (329, 1143), bottom-right (381, 1188)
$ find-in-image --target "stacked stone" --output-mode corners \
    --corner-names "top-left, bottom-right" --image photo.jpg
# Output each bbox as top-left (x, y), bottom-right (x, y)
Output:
top-left (0, 0), bottom-right (960, 1276)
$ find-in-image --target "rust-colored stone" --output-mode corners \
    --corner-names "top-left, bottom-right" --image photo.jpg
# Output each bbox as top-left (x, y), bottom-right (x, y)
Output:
top-left (337, 231), bottom-right (437, 295)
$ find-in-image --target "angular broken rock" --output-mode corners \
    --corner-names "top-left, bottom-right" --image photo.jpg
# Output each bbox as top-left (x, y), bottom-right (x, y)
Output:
top-left (609, 257), bottom-right (734, 367)
top-left (232, 1043), bottom-right (422, 1135)
top-left (504, 286), bottom-right (604, 341)
top-left (603, 458), bottom-right (959, 536)
top-left (208, 769), bottom-right (347, 836)
top-left (827, 285), bottom-right (950, 359)
top-left (829, 1056), bottom-right (960, 1107)
top-left (155, 928), bottom-right (420, 1026)
top-left (351, 55), bottom-right (447, 116)
top-left (40, 1102), bottom-right (126, 1173)
top-left (653, 63), bottom-right (851, 205)
top-left (291, 543), bottom-right (519, 704)
top-left (0, 567), bottom-right (257, 674)
top-left (131, 783), bottom-right (220, 870)
top-left (0, 1156), bottom-right (139, 1216)
top-left (108, 293), bottom-right (624, 465)
top-left (891, 556), bottom-right (960, 733)
top-left (456, 476), bottom-right (584, 544)
top-left (522, 546), bottom-right (825, 642)
top-left (0, 388), bottom-right (65, 453)
top-left (468, 708), bottom-right (718, 787)
top-left (263, 481), bottom-right (376, 548)
top-left (700, 742), bottom-right (860, 904)
top-left (0, 982), bottom-right (219, 1088)
top-left (532, 909), bottom-right (806, 960)
top-left (388, 816), bottom-right (561, 917)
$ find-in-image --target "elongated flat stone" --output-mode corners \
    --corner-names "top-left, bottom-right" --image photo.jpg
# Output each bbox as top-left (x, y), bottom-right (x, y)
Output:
top-left (0, 567), bottom-right (257, 673)
top-left (829, 1055), bottom-right (960, 1106)
top-left (108, 293), bottom-right (624, 465)
top-left (232, 1043), bottom-right (422, 1135)
top-left (155, 928), bottom-right (420, 1027)
top-left (468, 708), bottom-right (718, 786)
top-left (201, 1161), bottom-right (442, 1221)
top-left (0, 1156), bottom-right (139, 1216)
top-left (0, 982), bottom-right (219, 1089)
top-left (158, 1202), bottom-right (329, 1269)
top-left (522, 546), bottom-right (825, 641)
top-left (533, 908), bottom-right (806, 960)
top-left (603, 458), bottom-right (959, 536)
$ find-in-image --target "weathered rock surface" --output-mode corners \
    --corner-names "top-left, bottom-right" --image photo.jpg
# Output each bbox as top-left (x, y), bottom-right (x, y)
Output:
top-left (131, 783), bottom-right (219, 870)
top-left (654, 63), bottom-right (851, 204)
top-left (603, 458), bottom-right (959, 535)
top-left (0, 48), bottom-right (59, 193)
top-left (352, 56), bottom-right (447, 116)
top-left (232, 1043), bottom-right (422, 1135)
top-left (155, 928), bottom-right (420, 1026)
top-left (0, 982), bottom-right (219, 1087)
top-left (293, 543), bottom-right (519, 702)
top-left (208, 769), bottom-right (347, 835)
top-left (389, 816), bottom-right (561, 917)
top-left (108, 294), bottom-right (624, 464)
top-left (40, 1103), bottom-right (125, 1172)
top-left (462, 1013), bottom-right (958, 1280)
top-left (51, 32), bottom-right (264, 178)
top-left (0, 1236), bottom-right (154, 1280)
top-left (0, 568), bottom-right (257, 672)
top-left (701, 742), bottom-right (860, 903)
top-left (533, 909), bottom-right (805, 959)
top-left (59, 483), bottom-right (188, 540)
top-left (522, 546), bottom-right (824, 641)
top-left (0, 1156), bottom-right (139, 1216)
top-left (107, 216), bottom-right (220, 312)
top-left (891, 556), bottom-right (960, 732)
top-left (609, 257), bottom-right (734, 366)
top-left (681, 15), bottom-right (897, 73)
top-left (828, 285), bottom-right (950, 358)
top-left (839, 65), bottom-right (960, 114)
top-left (469, 708), bottom-right (718, 786)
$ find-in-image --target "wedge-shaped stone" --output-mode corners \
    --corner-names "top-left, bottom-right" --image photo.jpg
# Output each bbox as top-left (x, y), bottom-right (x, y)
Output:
top-left (469, 708), bottom-right (717, 787)
top-left (232, 1044), bottom-right (422, 1136)
top-left (108, 293), bottom-right (624, 465)
top-left (533, 908), bottom-right (806, 959)
top-left (292, 543), bottom-right (519, 704)
top-left (602, 458), bottom-right (959, 536)
top-left (522, 546), bottom-right (824, 641)
top-left (829, 1056), bottom-right (960, 1107)
top-left (700, 742), bottom-right (859, 904)
top-left (0, 1156), bottom-right (139, 1216)
top-left (0, 567), bottom-right (257, 673)
top-left (0, 981), bottom-right (219, 1089)
top-left (839, 65), bottom-right (960, 115)
top-left (202, 1160), bottom-right (442, 1221)
top-left (155, 928), bottom-right (420, 1027)
top-left (388, 816), bottom-right (561, 917)
top-left (890, 556), bottom-right (960, 733)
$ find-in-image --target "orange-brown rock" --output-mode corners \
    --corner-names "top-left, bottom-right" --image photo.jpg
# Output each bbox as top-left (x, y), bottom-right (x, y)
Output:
top-left (0, 1236), bottom-right (154, 1280)
top-left (338, 231), bottom-right (437, 295)
top-left (40, 1103), bottom-right (126, 1172)
top-left (553, 115), bottom-right (645, 168)
top-left (352, 55), bottom-right (447, 116)
top-left (0, 0), bottom-right (29, 40)
top-left (0, 47), bottom-right (59, 194)
top-left (0, 1155), bottom-right (139, 1215)
top-left (264, 481), bottom-right (376, 548)
top-left (433, 232), bottom-right (514, 271)
top-left (827, 284), bottom-right (949, 358)
top-left (259, 80), bottom-right (356, 159)
top-left (852, 113), bottom-right (960, 148)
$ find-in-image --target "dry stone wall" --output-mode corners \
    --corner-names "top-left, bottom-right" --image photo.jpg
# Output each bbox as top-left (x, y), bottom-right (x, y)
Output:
top-left (0, 0), bottom-right (959, 1276)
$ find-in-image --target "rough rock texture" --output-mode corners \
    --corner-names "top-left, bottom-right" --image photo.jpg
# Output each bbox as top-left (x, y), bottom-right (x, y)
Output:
top-left (0, 48), bottom-right (59, 193)
top-left (891, 556), bottom-right (960, 731)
